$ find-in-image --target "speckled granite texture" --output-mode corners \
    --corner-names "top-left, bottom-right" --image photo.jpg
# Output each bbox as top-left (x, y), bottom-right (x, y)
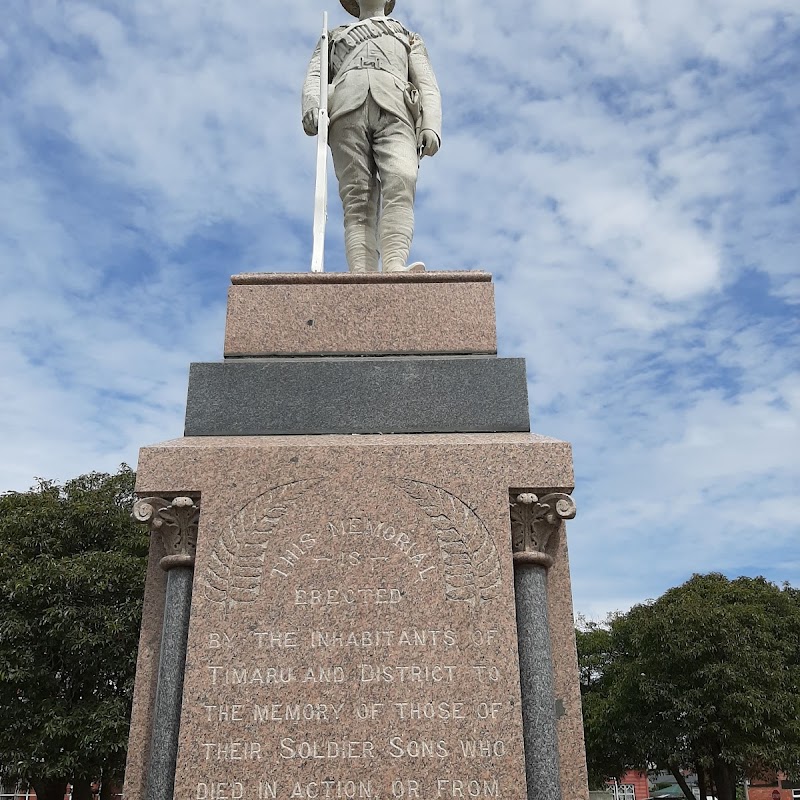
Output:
top-left (123, 433), bottom-right (589, 800)
top-left (549, 532), bottom-right (591, 800)
top-left (231, 271), bottom-right (492, 285)
top-left (123, 537), bottom-right (165, 800)
top-left (516, 565), bottom-right (562, 800)
top-left (184, 357), bottom-right (530, 436)
top-left (225, 273), bottom-right (497, 357)
top-left (146, 567), bottom-right (193, 800)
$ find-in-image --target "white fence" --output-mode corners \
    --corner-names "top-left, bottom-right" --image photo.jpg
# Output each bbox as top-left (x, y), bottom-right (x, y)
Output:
top-left (0, 787), bottom-right (33, 800)
top-left (0, 787), bottom-right (122, 799)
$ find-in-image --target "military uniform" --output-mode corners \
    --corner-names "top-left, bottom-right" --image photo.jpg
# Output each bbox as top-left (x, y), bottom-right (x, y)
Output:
top-left (303, 16), bottom-right (442, 272)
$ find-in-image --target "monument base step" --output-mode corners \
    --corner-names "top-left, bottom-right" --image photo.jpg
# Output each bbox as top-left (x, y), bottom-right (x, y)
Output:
top-left (184, 356), bottom-right (530, 436)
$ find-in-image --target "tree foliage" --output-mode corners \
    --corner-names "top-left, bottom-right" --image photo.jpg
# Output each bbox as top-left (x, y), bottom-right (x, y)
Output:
top-left (0, 467), bottom-right (148, 800)
top-left (576, 617), bottom-right (625, 788)
top-left (578, 574), bottom-right (800, 800)
top-left (578, 573), bottom-right (800, 800)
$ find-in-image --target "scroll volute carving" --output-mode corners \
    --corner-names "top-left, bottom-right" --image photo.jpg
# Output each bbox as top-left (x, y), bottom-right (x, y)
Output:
top-left (510, 491), bottom-right (576, 569)
top-left (133, 496), bottom-right (201, 571)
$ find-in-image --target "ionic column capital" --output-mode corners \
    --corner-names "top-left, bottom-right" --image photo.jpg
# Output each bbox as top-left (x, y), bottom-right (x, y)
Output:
top-left (510, 492), bottom-right (576, 569)
top-left (133, 496), bottom-right (201, 571)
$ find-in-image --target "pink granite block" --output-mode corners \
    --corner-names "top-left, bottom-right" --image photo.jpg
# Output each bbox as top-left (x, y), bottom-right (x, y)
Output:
top-left (549, 528), bottom-right (591, 800)
top-left (230, 271), bottom-right (493, 285)
top-left (124, 433), bottom-right (588, 800)
top-left (223, 271), bottom-right (497, 357)
top-left (122, 539), bottom-right (166, 800)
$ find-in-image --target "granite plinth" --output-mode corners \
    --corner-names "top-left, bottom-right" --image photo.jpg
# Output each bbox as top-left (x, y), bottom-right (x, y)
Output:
top-left (231, 271), bottom-right (492, 285)
top-left (225, 272), bottom-right (496, 357)
top-left (123, 535), bottom-right (166, 800)
top-left (184, 357), bottom-right (530, 436)
top-left (123, 433), bottom-right (587, 800)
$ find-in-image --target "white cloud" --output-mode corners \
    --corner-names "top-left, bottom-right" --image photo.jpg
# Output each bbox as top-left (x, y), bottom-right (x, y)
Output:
top-left (0, 0), bottom-right (797, 616)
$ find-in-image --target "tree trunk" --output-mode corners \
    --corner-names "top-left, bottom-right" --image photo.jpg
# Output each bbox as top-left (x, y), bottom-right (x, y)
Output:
top-left (670, 762), bottom-right (696, 800)
top-left (99, 779), bottom-right (116, 800)
top-left (30, 781), bottom-right (69, 800)
top-left (713, 764), bottom-right (728, 800)
top-left (70, 779), bottom-right (94, 800)
top-left (713, 761), bottom-right (738, 800)
top-left (698, 765), bottom-right (708, 800)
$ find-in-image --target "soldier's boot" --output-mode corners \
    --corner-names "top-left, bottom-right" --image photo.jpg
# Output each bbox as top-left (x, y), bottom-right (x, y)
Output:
top-left (381, 228), bottom-right (415, 273)
top-left (378, 156), bottom-right (417, 272)
top-left (344, 227), bottom-right (380, 273)
top-left (334, 159), bottom-right (380, 272)
top-left (343, 181), bottom-right (381, 273)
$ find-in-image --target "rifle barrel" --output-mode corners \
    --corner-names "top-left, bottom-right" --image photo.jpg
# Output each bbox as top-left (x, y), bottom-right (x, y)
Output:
top-left (310, 12), bottom-right (329, 273)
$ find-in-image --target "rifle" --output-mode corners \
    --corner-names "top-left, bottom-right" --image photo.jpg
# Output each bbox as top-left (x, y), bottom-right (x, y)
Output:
top-left (310, 12), bottom-right (329, 273)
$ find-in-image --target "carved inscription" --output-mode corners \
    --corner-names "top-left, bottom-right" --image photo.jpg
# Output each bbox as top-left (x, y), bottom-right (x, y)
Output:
top-left (394, 480), bottom-right (502, 604)
top-left (180, 478), bottom-right (523, 798)
top-left (204, 480), bottom-right (320, 615)
top-left (319, 517), bottom-right (439, 580)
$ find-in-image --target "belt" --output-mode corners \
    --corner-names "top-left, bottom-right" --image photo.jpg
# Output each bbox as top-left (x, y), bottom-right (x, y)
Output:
top-left (338, 55), bottom-right (406, 82)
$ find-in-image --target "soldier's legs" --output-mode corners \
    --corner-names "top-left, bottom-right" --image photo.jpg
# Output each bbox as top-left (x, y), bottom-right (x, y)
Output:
top-left (370, 104), bottom-right (419, 273)
top-left (329, 104), bottom-right (380, 273)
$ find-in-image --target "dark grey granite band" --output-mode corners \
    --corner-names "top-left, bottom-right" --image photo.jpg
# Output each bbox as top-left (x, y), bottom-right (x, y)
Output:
top-left (184, 356), bottom-right (530, 436)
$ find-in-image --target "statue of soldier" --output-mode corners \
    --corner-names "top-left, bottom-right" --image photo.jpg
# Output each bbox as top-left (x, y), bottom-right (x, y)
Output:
top-left (302, 0), bottom-right (442, 273)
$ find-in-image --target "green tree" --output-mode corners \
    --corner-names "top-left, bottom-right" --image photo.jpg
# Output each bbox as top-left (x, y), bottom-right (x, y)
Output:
top-left (576, 616), bottom-right (629, 788)
top-left (579, 574), bottom-right (800, 800)
top-left (0, 467), bottom-right (148, 800)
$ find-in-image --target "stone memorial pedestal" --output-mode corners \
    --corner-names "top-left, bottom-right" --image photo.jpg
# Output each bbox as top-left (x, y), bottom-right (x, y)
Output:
top-left (123, 272), bottom-right (589, 800)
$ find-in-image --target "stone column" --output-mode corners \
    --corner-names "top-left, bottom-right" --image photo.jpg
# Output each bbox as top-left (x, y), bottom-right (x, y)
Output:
top-left (511, 491), bottom-right (577, 800)
top-left (133, 496), bottom-right (201, 800)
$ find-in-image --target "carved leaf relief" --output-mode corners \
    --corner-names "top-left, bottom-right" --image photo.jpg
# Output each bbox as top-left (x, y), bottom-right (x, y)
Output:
top-left (394, 479), bottom-right (502, 604)
top-left (203, 479), bottom-right (319, 615)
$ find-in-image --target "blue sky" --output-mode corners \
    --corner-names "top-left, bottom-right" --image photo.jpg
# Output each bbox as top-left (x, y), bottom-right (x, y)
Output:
top-left (1, 0), bottom-right (797, 618)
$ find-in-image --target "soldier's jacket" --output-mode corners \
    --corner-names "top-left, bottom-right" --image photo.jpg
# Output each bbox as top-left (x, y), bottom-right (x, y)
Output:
top-left (302, 16), bottom-right (442, 142)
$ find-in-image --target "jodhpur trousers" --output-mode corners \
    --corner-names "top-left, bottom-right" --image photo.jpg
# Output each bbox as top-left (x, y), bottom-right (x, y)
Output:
top-left (329, 95), bottom-right (418, 273)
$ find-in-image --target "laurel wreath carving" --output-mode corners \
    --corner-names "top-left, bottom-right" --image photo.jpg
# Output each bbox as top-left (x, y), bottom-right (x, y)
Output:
top-left (203, 479), bottom-right (319, 615)
top-left (393, 479), bottom-right (502, 604)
